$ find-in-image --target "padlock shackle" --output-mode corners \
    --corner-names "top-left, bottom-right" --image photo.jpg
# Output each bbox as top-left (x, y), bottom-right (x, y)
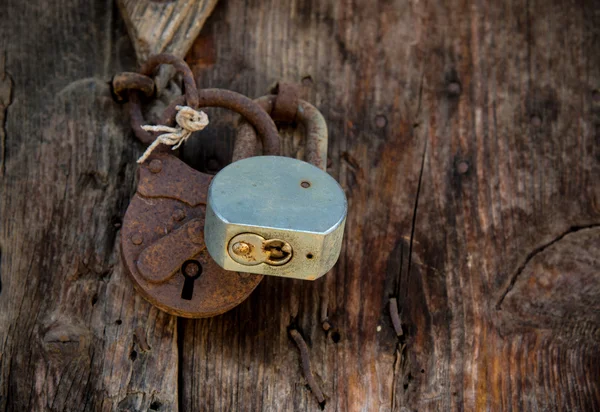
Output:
top-left (233, 96), bottom-right (328, 170)
top-left (298, 100), bottom-right (328, 170)
top-left (158, 89), bottom-right (281, 157)
top-left (118, 54), bottom-right (281, 157)
top-left (126, 54), bottom-right (200, 145)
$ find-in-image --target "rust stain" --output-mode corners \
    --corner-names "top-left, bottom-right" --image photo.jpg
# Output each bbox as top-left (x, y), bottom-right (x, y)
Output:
top-left (187, 33), bottom-right (217, 69)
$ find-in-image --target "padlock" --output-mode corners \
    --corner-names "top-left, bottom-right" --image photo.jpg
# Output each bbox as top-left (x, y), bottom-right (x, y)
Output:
top-left (121, 152), bottom-right (266, 317)
top-left (205, 92), bottom-right (348, 280)
top-left (118, 55), bottom-right (282, 317)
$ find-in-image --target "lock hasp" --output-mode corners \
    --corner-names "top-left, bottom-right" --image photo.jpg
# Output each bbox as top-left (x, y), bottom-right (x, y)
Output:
top-left (205, 156), bottom-right (347, 280)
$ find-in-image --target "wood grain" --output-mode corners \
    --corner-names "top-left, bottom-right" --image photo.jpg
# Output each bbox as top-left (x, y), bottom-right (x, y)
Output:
top-left (0, 52), bottom-right (12, 177)
top-left (182, 0), bottom-right (600, 410)
top-left (117, 0), bottom-right (219, 61)
top-left (0, 0), bottom-right (599, 411)
top-left (0, 1), bottom-right (177, 411)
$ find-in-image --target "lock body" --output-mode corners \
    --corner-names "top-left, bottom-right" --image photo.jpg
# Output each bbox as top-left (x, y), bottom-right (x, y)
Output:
top-left (121, 153), bottom-right (262, 318)
top-left (205, 156), bottom-right (347, 280)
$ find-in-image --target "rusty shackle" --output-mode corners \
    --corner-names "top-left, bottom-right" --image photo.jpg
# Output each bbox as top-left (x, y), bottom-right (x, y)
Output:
top-left (112, 54), bottom-right (281, 155)
top-left (233, 83), bottom-right (328, 169)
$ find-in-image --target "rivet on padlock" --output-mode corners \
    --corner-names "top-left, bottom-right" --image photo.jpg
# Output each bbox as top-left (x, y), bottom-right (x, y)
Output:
top-left (205, 95), bottom-right (347, 281)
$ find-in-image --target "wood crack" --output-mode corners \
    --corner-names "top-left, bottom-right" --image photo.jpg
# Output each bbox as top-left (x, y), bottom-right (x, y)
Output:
top-left (412, 71), bottom-right (425, 122)
top-left (389, 298), bottom-right (403, 337)
top-left (390, 347), bottom-right (401, 410)
top-left (403, 138), bottom-right (428, 301)
top-left (496, 223), bottom-right (600, 310)
top-left (389, 138), bottom-right (427, 409)
top-left (0, 50), bottom-right (13, 177)
top-left (177, 317), bottom-right (185, 412)
top-left (0, 247), bottom-right (3, 298)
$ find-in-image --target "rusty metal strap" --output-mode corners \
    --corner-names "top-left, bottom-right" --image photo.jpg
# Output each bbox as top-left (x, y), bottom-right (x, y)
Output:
top-left (115, 54), bottom-right (200, 145)
top-left (152, 89), bottom-right (281, 157)
top-left (270, 82), bottom-right (300, 123)
top-left (113, 54), bottom-right (280, 154)
top-left (196, 89), bottom-right (280, 156)
top-left (138, 54), bottom-right (199, 108)
top-left (112, 72), bottom-right (155, 102)
top-left (234, 95), bottom-right (328, 170)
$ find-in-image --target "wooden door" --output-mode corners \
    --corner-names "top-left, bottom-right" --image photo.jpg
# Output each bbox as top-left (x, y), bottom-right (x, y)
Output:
top-left (1, 0), bottom-right (598, 411)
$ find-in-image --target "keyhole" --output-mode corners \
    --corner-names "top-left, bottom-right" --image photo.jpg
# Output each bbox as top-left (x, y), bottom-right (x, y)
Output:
top-left (181, 260), bottom-right (202, 300)
top-left (262, 239), bottom-right (292, 265)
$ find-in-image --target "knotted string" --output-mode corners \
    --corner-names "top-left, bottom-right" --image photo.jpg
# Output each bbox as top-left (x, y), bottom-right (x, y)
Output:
top-left (137, 106), bottom-right (209, 163)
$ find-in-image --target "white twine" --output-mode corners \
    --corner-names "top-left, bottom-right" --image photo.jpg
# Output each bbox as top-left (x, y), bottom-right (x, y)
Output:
top-left (137, 105), bottom-right (209, 163)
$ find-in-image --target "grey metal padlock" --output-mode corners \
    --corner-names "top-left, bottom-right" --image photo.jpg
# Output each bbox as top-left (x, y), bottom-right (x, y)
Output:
top-left (204, 156), bottom-right (347, 280)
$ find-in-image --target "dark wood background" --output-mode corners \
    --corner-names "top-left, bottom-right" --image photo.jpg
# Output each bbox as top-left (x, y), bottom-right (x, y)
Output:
top-left (1, 0), bottom-right (599, 411)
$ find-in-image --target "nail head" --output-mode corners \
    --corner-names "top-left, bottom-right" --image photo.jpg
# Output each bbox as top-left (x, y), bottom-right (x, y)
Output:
top-left (375, 115), bottom-right (387, 129)
top-left (456, 160), bottom-right (469, 175)
top-left (447, 82), bottom-right (461, 97)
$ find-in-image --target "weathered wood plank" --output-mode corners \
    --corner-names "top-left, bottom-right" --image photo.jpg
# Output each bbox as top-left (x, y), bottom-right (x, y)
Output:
top-left (182, 0), bottom-right (600, 410)
top-left (0, 1), bottom-right (178, 411)
top-left (117, 0), bottom-right (219, 61)
top-left (0, 52), bottom-right (12, 177)
top-left (0, 0), bottom-right (598, 411)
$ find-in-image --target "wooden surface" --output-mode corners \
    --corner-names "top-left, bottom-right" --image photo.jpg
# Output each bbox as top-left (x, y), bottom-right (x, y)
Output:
top-left (1, 0), bottom-right (599, 411)
top-left (117, 0), bottom-right (219, 62)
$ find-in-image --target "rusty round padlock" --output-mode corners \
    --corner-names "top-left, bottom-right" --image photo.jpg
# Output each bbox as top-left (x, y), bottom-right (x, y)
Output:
top-left (118, 55), bottom-right (281, 318)
top-left (121, 153), bottom-right (266, 317)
